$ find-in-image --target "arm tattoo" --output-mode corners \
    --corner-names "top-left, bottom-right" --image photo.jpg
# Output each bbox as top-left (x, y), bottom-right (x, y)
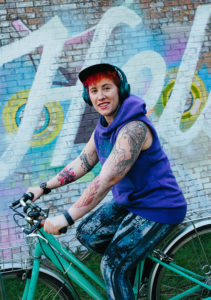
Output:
top-left (57, 167), bottom-right (76, 186)
top-left (111, 121), bottom-right (147, 176)
top-left (73, 177), bottom-right (100, 208)
top-left (79, 152), bottom-right (93, 172)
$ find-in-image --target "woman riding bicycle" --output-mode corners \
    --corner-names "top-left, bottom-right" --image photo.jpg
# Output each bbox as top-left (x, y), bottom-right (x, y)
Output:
top-left (27, 63), bottom-right (187, 300)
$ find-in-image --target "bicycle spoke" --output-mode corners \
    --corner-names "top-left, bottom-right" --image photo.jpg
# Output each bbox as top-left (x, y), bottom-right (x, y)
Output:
top-left (1, 270), bottom-right (75, 300)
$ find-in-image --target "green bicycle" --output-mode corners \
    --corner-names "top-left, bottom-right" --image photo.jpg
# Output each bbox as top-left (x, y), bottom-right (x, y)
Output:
top-left (0, 192), bottom-right (211, 299)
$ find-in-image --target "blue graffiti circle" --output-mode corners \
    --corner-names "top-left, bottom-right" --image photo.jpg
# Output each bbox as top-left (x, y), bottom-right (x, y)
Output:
top-left (2, 89), bottom-right (63, 147)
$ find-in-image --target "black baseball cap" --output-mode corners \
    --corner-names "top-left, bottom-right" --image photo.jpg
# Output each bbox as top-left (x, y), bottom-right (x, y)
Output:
top-left (79, 63), bottom-right (117, 83)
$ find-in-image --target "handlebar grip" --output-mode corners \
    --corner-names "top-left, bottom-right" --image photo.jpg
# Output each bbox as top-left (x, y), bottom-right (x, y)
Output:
top-left (59, 227), bottom-right (67, 234)
top-left (10, 198), bottom-right (21, 207)
top-left (10, 192), bottom-right (35, 208)
top-left (23, 192), bottom-right (34, 201)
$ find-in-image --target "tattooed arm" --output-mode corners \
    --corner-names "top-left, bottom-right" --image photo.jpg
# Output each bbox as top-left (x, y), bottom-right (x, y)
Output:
top-left (44, 121), bottom-right (152, 234)
top-left (47, 132), bottom-right (98, 188)
top-left (27, 131), bottom-right (98, 201)
top-left (66, 121), bottom-right (151, 221)
top-left (47, 131), bottom-right (99, 189)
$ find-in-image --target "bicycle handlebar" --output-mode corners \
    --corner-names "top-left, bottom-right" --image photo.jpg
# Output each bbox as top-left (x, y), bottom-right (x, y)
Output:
top-left (10, 192), bottom-right (34, 207)
top-left (9, 193), bottom-right (67, 235)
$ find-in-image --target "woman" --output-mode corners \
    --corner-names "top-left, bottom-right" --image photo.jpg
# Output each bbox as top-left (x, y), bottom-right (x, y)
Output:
top-left (28, 63), bottom-right (187, 299)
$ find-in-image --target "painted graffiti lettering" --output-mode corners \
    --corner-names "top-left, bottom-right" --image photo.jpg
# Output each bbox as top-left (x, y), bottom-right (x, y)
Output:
top-left (0, 5), bottom-right (210, 182)
top-left (159, 4), bottom-right (211, 146)
top-left (0, 17), bottom-right (68, 181)
top-left (123, 5), bottom-right (211, 146)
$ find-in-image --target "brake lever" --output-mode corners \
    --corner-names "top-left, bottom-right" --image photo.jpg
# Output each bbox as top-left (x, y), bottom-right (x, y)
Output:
top-left (23, 219), bottom-right (43, 235)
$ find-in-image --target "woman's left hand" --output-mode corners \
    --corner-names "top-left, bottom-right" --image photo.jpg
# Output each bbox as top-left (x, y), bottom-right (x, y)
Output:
top-left (44, 214), bottom-right (69, 235)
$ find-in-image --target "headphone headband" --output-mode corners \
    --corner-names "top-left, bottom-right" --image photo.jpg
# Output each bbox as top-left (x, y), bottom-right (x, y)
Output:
top-left (79, 63), bottom-right (130, 106)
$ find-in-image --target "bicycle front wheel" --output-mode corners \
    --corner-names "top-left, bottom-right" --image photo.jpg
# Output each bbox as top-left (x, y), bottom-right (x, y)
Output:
top-left (1, 269), bottom-right (77, 300)
top-left (149, 223), bottom-right (211, 299)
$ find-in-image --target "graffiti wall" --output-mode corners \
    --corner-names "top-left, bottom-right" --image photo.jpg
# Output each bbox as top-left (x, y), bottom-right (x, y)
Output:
top-left (0, 0), bottom-right (210, 249)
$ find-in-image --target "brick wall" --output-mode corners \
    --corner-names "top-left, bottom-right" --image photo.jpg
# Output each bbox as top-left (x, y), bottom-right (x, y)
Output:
top-left (0, 0), bottom-right (210, 250)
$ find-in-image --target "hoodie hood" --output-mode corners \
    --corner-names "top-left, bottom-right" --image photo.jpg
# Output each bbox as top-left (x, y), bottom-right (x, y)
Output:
top-left (96, 94), bottom-right (147, 137)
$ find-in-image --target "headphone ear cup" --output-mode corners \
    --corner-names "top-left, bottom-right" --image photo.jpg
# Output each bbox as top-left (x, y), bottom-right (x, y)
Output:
top-left (119, 81), bottom-right (130, 100)
top-left (125, 82), bottom-right (130, 97)
top-left (114, 66), bottom-right (130, 101)
top-left (82, 86), bottom-right (92, 106)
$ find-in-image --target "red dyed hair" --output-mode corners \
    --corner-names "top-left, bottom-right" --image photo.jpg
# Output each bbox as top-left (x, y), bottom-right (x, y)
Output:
top-left (83, 70), bottom-right (120, 89)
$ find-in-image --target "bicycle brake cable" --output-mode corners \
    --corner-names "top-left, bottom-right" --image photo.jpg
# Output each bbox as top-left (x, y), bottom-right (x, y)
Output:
top-left (38, 230), bottom-right (67, 274)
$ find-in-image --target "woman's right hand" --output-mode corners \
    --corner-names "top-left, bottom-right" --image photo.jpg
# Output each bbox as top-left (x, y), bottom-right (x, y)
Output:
top-left (26, 186), bottom-right (44, 201)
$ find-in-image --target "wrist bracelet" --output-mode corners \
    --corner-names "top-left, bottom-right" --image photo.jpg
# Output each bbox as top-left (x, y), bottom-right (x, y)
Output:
top-left (63, 210), bottom-right (74, 226)
top-left (40, 182), bottom-right (51, 194)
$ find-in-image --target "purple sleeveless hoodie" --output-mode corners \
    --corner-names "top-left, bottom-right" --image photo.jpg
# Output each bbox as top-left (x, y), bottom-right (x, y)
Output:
top-left (94, 95), bottom-right (187, 224)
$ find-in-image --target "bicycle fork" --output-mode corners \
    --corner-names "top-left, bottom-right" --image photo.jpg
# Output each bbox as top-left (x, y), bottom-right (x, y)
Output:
top-left (21, 260), bottom-right (40, 300)
top-left (20, 244), bottom-right (42, 300)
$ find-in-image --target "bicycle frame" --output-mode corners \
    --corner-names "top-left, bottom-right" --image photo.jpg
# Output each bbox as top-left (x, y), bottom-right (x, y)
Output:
top-left (149, 254), bottom-right (211, 300)
top-left (20, 226), bottom-right (211, 300)
top-left (4, 194), bottom-right (210, 299)
top-left (21, 228), bottom-right (106, 300)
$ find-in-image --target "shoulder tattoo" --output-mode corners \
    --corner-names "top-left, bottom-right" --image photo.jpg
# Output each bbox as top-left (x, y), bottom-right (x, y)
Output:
top-left (111, 121), bottom-right (147, 175)
top-left (121, 121), bottom-right (147, 155)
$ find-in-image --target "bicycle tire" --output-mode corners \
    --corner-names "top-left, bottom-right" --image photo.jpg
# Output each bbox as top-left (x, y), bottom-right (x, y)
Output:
top-left (1, 269), bottom-right (77, 300)
top-left (149, 223), bottom-right (211, 299)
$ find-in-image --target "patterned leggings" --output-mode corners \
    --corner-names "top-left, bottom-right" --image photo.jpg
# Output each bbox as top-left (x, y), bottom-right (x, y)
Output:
top-left (76, 200), bottom-right (175, 300)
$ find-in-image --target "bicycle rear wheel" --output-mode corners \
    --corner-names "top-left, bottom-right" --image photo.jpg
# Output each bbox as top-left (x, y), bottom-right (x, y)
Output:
top-left (1, 269), bottom-right (77, 300)
top-left (149, 224), bottom-right (211, 299)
